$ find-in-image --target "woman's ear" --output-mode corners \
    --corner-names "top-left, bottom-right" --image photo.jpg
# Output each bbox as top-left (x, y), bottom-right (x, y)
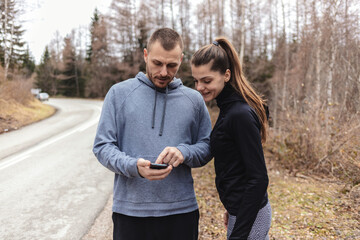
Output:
top-left (224, 69), bottom-right (231, 82)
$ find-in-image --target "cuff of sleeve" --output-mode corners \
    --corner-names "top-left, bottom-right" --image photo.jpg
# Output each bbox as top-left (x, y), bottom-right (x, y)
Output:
top-left (177, 145), bottom-right (190, 164)
top-left (129, 158), bottom-right (141, 178)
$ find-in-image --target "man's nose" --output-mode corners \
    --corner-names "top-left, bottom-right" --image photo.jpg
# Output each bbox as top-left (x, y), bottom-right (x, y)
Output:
top-left (160, 66), bottom-right (168, 76)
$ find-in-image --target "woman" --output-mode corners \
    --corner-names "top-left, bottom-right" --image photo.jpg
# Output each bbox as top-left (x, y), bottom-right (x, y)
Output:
top-left (191, 37), bottom-right (271, 240)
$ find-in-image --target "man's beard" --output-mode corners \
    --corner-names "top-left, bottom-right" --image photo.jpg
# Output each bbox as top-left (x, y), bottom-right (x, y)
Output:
top-left (149, 73), bottom-right (171, 82)
top-left (146, 66), bottom-right (172, 84)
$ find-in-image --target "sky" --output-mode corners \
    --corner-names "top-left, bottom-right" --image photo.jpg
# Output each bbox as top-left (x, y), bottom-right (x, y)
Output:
top-left (20, 0), bottom-right (113, 64)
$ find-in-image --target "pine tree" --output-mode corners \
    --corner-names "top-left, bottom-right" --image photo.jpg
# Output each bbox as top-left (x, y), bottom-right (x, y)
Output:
top-left (35, 46), bottom-right (54, 93)
top-left (21, 46), bottom-right (36, 77)
top-left (86, 8), bottom-right (100, 63)
top-left (58, 37), bottom-right (84, 97)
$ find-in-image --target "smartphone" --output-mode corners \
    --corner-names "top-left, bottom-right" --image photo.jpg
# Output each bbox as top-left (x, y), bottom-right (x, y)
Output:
top-left (150, 163), bottom-right (168, 169)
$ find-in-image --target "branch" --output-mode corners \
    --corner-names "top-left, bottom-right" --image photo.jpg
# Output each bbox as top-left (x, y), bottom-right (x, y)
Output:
top-left (316, 123), bottom-right (360, 167)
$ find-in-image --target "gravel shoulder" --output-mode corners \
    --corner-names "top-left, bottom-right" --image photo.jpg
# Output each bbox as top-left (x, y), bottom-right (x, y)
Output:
top-left (82, 195), bottom-right (113, 240)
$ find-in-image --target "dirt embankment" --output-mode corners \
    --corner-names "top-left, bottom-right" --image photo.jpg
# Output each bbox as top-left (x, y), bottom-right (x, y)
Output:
top-left (0, 98), bottom-right (55, 134)
top-left (0, 80), bottom-right (55, 134)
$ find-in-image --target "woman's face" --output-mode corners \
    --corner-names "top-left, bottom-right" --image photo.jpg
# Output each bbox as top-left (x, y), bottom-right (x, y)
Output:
top-left (191, 62), bottom-right (230, 102)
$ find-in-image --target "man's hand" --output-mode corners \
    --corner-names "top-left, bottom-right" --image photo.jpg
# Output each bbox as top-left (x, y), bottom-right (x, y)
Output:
top-left (137, 158), bottom-right (173, 181)
top-left (155, 147), bottom-right (184, 167)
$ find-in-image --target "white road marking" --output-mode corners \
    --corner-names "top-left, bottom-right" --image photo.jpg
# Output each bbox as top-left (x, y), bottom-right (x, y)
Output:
top-left (0, 106), bottom-right (101, 171)
top-left (0, 154), bottom-right (30, 171)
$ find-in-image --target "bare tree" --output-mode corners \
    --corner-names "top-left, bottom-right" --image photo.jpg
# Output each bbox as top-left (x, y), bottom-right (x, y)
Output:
top-left (280, 0), bottom-right (289, 112)
top-left (108, 0), bottom-right (137, 60)
top-left (0, 0), bottom-right (25, 80)
top-left (179, 0), bottom-right (191, 52)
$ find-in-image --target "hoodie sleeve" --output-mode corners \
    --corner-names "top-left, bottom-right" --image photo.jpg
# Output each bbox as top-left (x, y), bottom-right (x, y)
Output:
top-left (93, 87), bottom-right (141, 178)
top-left (228, 106), bottom-right (269, 239)
top-left (177, 99), bottom-right (212, 168)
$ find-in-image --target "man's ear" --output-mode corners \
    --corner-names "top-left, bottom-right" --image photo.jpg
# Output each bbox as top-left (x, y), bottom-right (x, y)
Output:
top-left (144, 48), bottom-right (148, 63)
top-left (180, 53), bottom-right (184, 63)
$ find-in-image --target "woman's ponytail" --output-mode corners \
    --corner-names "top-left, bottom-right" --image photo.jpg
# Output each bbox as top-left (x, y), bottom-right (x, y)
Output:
top-left (216, 37), bottom-right (268, 142)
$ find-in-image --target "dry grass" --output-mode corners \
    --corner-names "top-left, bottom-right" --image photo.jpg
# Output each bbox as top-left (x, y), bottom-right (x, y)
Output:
top-left (194, 157), bottom-right (360, 240)
top-left (0, 79), bottom-right (55, 134)
top-left (0, 98), bottom-right (55, 133)
top-left (194, 161), bottom-right (227, 240)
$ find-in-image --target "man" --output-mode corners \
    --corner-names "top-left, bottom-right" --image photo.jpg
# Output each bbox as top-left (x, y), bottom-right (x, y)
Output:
top-left (93, 28), bottom-right (212, 240)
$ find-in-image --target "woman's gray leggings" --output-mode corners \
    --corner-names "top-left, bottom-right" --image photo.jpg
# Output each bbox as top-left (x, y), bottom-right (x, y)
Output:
top-left (227, 201), bottom-right (272, 240)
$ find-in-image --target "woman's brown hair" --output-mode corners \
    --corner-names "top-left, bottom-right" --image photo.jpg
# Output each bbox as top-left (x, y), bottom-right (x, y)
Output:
top-left (191, 37), bottom-right (268, 142)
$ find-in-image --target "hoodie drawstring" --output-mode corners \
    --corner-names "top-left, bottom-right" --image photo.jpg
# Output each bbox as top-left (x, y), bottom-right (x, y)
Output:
top-left (152, 86), bottom-right (168, 136)
top-left (152, 89), bottom-right (157, 129)
top-left (159, 86), bottom-right (168, 136)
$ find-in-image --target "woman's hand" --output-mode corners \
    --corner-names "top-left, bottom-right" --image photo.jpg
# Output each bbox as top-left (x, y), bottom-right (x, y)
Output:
top-left (223, 210), bottom-right (229, 229)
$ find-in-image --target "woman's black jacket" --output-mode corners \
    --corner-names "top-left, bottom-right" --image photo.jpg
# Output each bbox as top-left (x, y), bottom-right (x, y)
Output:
top-left (211, 85), bottom-right (269, 239)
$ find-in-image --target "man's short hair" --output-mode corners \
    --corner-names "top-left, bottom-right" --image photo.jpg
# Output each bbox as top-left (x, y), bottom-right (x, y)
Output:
top-left (147, 28), bottom-right (184, 52)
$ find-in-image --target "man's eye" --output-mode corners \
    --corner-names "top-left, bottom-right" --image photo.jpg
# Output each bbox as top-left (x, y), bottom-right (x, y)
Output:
top-left (193, 79), bottom-right (198, 83)
top-left (204, 80), bottom-right (211, 84)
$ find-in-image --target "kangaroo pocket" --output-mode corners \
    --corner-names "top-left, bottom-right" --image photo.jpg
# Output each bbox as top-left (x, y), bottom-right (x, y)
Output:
top-left (114, 157), bottom-right (195, 204)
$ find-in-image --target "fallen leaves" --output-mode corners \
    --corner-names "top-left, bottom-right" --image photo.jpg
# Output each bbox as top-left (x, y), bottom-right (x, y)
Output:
top-left (193, 158), bottom-right (360, 240)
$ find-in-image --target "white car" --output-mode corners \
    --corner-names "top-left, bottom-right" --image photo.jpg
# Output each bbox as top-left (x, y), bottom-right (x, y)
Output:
top-left (36, 92), bottom-right (49, 101)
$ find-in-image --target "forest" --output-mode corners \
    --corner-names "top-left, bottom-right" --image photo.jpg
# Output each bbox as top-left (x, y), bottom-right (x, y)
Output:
top-left (1, 0), bottom-right (360, 238)
top-left (1, 0), bottom-right (360, 213)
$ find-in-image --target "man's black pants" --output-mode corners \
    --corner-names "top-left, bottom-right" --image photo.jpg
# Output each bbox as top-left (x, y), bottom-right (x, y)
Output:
top-left (112, 209), bottom-right (199, 240)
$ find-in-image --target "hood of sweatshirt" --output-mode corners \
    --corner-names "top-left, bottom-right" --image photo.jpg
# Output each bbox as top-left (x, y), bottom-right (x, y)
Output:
top-left (136, 72), bottom-right (183, 92)
top-left (136, 72), bottom-right (183, 136)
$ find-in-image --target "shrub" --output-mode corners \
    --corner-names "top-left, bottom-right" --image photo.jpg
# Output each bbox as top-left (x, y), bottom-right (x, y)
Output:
top-left (266, 105), bottom-right (360, 185)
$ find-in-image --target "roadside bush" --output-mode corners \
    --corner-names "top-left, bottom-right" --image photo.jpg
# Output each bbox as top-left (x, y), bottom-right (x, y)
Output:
top-left (0, 78), bottom-right (34, 105)
top-left (266, 105), bottom-right (360, 186)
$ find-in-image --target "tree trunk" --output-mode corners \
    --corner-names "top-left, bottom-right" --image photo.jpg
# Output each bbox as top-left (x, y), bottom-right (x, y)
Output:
top-left (207, 0), bottom-right (213, 43)
top-left (269, 0), bottom-right (274, 53)
top-left (161, 0), bottom-right (165, 27)
top-left (315, 32), bottom-right (321, 105)
top-left (273, 80), bottom-right (279, 131)
top-left (3, 0), bottom-right (10, 80)
top-left (281, 0), bottom-right (289, 111)
top-left (170, 0), bottom-right (175, 29)
top-left (239, 0), bottom-right (245, 66)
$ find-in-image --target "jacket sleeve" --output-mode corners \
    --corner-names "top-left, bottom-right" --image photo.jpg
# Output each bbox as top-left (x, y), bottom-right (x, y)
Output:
top-left (229, 107), bottom-right (269, 240)
top-left (93, 87), bottom-right (141, 178)
top-left (177, 99), bottom-right (212, 168)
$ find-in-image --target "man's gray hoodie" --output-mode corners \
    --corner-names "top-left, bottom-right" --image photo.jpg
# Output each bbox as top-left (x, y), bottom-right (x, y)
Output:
top-left (93, 72), bottom-right (212, 217)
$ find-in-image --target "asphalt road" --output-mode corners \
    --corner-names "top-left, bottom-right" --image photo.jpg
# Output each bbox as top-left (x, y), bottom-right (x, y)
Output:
top-left (0, 98), bottom-right (113, 240)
